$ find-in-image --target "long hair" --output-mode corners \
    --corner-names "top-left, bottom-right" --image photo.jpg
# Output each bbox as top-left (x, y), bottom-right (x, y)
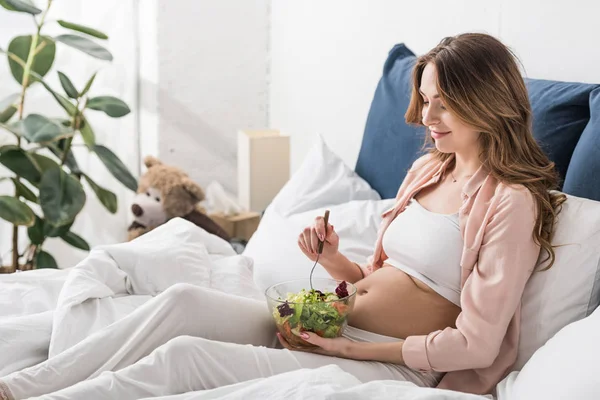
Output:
top-left (405, 33), bottom-right (566, 270)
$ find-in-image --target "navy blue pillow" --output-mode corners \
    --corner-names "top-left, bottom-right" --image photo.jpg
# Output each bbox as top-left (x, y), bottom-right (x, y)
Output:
top-left (355, 44), bottom-right (424, 199)
top-left (563, 88), bottom-right (600, 201)
top-left (525, 78), bottom-right (599, 187)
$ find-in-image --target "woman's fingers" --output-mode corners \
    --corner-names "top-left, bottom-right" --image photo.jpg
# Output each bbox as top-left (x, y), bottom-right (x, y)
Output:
top-left (310, 227), bottom-right (320, 253)
top-left (316, 217), bottom-right (326, 241)
top-left (302, 228), bottom-right (314, 254)
top-left (298, 238), bottom-right (310, 256)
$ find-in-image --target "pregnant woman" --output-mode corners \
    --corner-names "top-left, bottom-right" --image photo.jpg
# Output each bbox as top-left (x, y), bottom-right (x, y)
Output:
top-left (0, 32), bottom-right (565, 399)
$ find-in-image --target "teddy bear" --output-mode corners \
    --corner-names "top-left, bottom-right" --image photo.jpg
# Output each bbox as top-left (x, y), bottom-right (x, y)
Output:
top-left (127, 156), bottom-right (232, 242)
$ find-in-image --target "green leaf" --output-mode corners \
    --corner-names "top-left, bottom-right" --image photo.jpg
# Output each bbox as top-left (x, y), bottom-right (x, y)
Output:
top-left (48, 140), bottom-right (81, 175)
top-left (86, 96), bottom-right (130, 118)
top-left (79, 115), bottom-right (96, 147)
top-left (39, 167), bottom-right (86, 226)
top-left (22, 114), bottom-right (66, 143)
top-left (29, 153), bottom-right (60, 173)
top-left (60, 231), bottom-right (90, 251)
top-left (44, 220), bottom-right (72, 238)
top-left (0, 196), bottom-right (35, 226)
top-left (58, 71), bottom-right (79, 99)
top-left (55, 34), bottom-right (113, 61)
top-left (11, 177), bottom-right (37, 202)
top-left (0, 147), bottom-right (41, 184)
top-left (35, 250), bottom-right (58, 269)
top-left (80, 73), bottom-right (96, 97)
top-left (0, 93), bottom-right (19, 123)
top-left (0, 105), bottom-right (17, 123)
top-left (0, 0), bottom-right (41, 14)
top-left (8, 35), bottom-right (56, 86)
top-left (38, 79), bottom-right (78, 115)
top-left (93, 145), bottom-right (137, 191)
top-left (83, 173), bottom-right (117, 213)
top-left (27, 214), bottom-right (44, 244)
top-left (57, 20), bottom-right (108, 40)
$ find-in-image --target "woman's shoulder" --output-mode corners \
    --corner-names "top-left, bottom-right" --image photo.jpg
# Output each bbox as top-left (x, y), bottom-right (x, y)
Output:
top-left (490, 180), bottom-right (536, 213)
top-left (407, 152), bottom-right (439, 174)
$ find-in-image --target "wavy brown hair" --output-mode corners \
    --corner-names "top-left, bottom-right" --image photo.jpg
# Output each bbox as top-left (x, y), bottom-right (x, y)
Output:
top-left (405, 33), bottom-right (566, 270)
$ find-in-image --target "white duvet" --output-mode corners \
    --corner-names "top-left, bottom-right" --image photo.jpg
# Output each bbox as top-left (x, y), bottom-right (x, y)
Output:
top-left (0, 218), bottom-right (493, 400)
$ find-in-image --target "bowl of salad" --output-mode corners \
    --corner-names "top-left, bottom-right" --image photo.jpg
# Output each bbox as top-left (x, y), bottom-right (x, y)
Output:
top-left (265, 278), bottom-right (357, 348)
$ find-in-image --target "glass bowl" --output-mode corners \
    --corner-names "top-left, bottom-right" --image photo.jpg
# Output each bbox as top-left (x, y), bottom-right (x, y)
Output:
top-left (265, 278), bottom-right (357, 348)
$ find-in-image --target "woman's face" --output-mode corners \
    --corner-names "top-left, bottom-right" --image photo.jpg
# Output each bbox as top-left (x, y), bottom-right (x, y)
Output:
top-left (420, 63), bottom-right (480, 155)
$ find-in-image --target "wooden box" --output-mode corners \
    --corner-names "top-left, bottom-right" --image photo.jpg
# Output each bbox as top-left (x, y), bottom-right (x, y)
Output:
top-left (209, 211), bottom-right (261, 241)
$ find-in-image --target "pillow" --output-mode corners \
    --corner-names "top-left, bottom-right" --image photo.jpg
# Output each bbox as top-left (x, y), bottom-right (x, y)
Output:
top-left (354, 44), bottom-right (424, 199)
top-left (497, 306), bottom-right (600, 400)
top-left (563, 87), bottom-right (600, 202)
top-left (525, 78), bottom-right (599, 188)
top-left (267, 134), bottom-right (380, 218)
top-left (244, 198), bottom-right (395, 292)
top-left (516, 193), bottom-right (600, 370)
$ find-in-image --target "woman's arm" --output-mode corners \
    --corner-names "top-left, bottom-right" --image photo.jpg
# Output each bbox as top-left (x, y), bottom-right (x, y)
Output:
top-left (402, 188), bottom-right (540, 372)
top-left (278, 331), bottom-right (406, 365)
top-left (348, 340), bottom-right (405, 364)
top-left (318, 251), bottom-right (366, 284)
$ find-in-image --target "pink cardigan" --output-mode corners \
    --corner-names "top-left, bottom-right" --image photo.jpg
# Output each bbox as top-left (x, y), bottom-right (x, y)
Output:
top-left (361, 153), bottom-right (540, 395)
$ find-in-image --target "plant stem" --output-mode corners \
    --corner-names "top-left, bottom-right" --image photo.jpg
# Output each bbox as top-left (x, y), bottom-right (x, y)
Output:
top-left (10, 0), bottom-right (53, 271)
top-left (61, 99), bottom-right (81, 165)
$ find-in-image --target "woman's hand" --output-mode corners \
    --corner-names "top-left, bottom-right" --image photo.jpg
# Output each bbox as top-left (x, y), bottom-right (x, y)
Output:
top-left (278, 331), bottom-right (407, 365)
top-left (277, 331), bottom-right (355, 359)
top-left (298, 216), bottom-right (339, 262)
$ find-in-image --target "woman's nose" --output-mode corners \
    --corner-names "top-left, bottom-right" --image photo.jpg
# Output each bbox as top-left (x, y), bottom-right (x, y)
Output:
top-left (422, 106), bottom-right (440, 127)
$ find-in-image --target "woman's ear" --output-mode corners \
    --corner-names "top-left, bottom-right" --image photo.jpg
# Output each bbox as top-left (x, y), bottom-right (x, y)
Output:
top-left (181, 178), bottom-right (205, 202)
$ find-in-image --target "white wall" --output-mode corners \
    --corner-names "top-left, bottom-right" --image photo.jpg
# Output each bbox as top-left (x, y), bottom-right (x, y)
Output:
top-left (269, 0), bottom-right (600, 174)
top-left (0, 0), bottom-right (139, 268)
top-left (156, 0), bottom-right (270, 196)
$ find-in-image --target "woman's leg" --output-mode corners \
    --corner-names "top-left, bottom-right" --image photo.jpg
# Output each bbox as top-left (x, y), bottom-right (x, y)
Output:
top-left (35, 335), bottom-right (439, 400)
top-left (0, 283), bottom-right (276, 400)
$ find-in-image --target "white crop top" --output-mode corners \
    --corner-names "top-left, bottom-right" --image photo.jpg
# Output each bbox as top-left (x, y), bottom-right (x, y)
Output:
top-left (381, 198), bottom-right (463, 306)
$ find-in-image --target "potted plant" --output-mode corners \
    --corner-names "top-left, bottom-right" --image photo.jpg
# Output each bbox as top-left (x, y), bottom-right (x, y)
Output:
top-left (0, 0), bottom-right (137, 273)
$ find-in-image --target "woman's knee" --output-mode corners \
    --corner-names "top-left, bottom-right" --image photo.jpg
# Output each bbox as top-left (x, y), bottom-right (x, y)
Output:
top-left (156, 335), bottom-right (204, 361)
top-left (160, 283), bottom-right (206, 307)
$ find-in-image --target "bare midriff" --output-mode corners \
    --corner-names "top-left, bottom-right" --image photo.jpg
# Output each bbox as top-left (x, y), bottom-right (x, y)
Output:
top-left (347, 265), bottom-right (461, 339)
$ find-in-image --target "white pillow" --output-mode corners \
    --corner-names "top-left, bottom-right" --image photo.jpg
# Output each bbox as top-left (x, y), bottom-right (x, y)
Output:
top-left (516, 193), bottom-right (600, 370)
top-left (497, 306), bottom-right (600, 400)
top-left (266, 134), bottom-right (380, 218)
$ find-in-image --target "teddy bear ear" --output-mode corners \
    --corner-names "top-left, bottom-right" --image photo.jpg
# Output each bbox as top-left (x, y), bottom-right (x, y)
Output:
top-left (182, 178), bottom-right (205, 202)
top-left (144, 156), bottom-right (162, 168)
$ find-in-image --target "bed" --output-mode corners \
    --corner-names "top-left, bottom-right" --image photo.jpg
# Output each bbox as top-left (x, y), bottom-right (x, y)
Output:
top-left (1, 43), bottom-right (600, 399)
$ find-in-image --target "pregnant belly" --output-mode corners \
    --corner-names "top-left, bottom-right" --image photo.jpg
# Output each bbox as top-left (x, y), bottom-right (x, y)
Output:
top-left (347, 266), bottom-right (461, 339)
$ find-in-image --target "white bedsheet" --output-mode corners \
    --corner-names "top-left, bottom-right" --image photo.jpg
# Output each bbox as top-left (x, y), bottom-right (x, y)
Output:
top-left (138, 365), bottom-right (493, 400)
top-left (1, 218), bottom-right (501, 400)
top-left (0, 218), bottom-right (262, 378)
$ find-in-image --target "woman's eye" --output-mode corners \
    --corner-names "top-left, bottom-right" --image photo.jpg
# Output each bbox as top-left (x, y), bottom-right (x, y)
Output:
top-left (440, 104), bottom-right (447, 110)
top-left (423, 101), bottom-right (429, 105)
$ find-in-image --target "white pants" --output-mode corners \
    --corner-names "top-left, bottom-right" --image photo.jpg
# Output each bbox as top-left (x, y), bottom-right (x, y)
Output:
top-left (0, 283), bottom-right (441, 400)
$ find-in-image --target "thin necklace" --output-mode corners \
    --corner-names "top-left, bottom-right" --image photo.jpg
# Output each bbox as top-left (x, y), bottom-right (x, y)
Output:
top-left (450, 170), bottom-right (474, 183)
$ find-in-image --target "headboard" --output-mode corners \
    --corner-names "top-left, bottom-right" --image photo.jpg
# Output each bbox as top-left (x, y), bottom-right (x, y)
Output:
top-left (355, 44), bottom-right (600, 202)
